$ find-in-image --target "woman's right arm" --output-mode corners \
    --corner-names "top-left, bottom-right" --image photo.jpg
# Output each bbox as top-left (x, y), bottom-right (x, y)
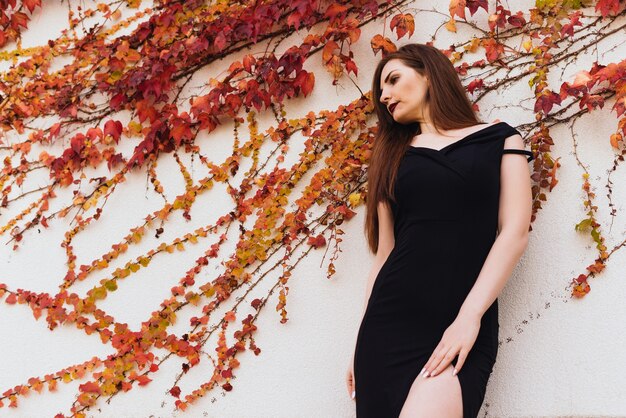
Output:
top-left (356, 201), bottom-right (395, 333)
top-left (347, 201), bottom-right (395, 399)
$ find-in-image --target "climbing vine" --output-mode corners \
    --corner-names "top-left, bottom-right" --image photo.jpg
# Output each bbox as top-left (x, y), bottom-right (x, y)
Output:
top-left (0, 0), bottom-right (625, 415)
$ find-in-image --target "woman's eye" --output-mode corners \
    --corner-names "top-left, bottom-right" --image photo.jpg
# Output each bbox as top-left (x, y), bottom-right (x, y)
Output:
top-left (390, 76), bottom-right (398, 84)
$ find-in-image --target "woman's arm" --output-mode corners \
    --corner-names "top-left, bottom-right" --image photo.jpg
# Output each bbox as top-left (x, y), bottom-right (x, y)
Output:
top-left (354, 201), bottom-right (395, 343)
top-left (457, 133), bottom-right (532, 321)
top-left (421, 132), bottom-right (533, 378)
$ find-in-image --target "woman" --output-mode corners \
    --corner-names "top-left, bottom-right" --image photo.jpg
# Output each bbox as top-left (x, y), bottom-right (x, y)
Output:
top-left (345, 43), bottom-right (533, 417)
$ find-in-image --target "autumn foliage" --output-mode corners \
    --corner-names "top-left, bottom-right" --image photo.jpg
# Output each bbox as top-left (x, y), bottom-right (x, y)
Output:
top-left (0, 0), bottom-right (625, 415)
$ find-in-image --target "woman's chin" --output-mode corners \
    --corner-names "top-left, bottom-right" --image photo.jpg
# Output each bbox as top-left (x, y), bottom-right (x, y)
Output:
top-left (393, 114), bottom-right (411, 124)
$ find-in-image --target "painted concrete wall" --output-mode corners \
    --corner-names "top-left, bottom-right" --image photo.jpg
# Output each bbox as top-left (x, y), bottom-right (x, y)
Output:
top-left (1, 1), bottom-right (625, 417)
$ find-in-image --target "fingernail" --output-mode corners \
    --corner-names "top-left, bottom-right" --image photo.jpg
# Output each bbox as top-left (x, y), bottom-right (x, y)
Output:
top-left (452, 367), bottom-right (457, 376)
top-left (420, 367), bottom-right (425, 376)
top-left (351, 390), bottom-right (355, 399)
top-left (425, 370), bottom-right (430, 377)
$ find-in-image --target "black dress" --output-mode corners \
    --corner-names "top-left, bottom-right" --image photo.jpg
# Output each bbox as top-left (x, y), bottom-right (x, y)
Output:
top-left (353, 122), bottom-right (533, 418)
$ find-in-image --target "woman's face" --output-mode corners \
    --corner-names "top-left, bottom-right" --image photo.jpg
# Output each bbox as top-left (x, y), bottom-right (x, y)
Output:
top-left (379, 59), bottom-right (429, 124)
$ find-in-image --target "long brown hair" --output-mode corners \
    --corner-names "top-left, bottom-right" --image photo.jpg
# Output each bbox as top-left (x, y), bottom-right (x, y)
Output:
top-left (365, 43), bottom-right (483, 254)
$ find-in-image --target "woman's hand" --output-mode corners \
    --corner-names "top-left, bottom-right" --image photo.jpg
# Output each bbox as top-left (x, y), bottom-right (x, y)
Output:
top-left (346, 355), bottom-right (356, 400)
top-left (421, 314), bottom-right (481, 378)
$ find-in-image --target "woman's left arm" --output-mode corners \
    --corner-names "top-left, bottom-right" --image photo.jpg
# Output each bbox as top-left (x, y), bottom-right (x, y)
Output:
top-left (422, 133), bottom-right (532, 378)
top-left (456, 132), bottom-right (532, 320)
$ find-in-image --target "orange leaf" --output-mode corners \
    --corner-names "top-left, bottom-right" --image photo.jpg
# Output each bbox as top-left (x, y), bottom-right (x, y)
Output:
top-left (390, 14), bottom-right (415, 39)
top-left (23, 0), bottom-right (42, 13)
top-left (370, 35), bottom-right (396, 56)
top-left (5, 293), bottom-right (17, 304)
top-left (135, 375), bottom-right (152, 386)
top-left (449, 0), bottom-right (466, 19)
top-left (322, 40), bottom-right (339, 63)
top-left (79, 381), bottom-right (101, 394)
top-left (610, 133), bottom-right (622, 148)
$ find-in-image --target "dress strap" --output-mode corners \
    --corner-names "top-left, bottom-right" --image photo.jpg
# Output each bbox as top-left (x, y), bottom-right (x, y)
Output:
top-left (503, 148), bottom-right (533, 162)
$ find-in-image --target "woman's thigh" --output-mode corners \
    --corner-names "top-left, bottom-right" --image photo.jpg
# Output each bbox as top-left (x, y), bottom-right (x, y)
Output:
top-left (398, 363), bottom-right (462, 418)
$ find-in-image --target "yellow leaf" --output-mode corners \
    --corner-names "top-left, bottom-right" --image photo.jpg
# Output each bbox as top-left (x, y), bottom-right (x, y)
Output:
top-left (203, 286), bottom-right (215, 297)
top-left (92, 287), bottom-right (107, 300)
top-left (445, 17), bottom-right (457, 32)
top-left (104, 280), bottom-right (118, 291)
top-left (348, 192), bottom-right (361, 207)
top-left (128, 121), bottom-right (142, 135)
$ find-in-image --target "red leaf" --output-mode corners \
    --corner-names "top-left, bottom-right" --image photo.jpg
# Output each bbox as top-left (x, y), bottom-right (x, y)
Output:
top-left (106, 153), bottom-right (124, 171)
top-left (86, 127), bottom-right (103, 141)
top-left (467, 78), bottom-right (484, 94)
top-left (287, 11), bottom-right (302, 29)
top-left (324, 3), bottom-right (348, 23)
top-left (390, 13), bottom-right (415, 40)
top-left (79, 381), bottom-right (101, 394)
top-left (135, 374), bottom-right (152, 386)
top-left (70, 136), bottom-right (84, 154)
top-left (171, 119), bottom-right (192, 144)
top-left (49, 122), bottom-right (61, 139)
top-left (243, 54), bottom-right (255, 73)
top-left (5, 293), bottom-right (16, 304)
top-left (307, 234), bottom-right (326, 248)
top-left (11, 12), bottom-right (29, 30)
top-left (110, 93), bottom-right (126, 110)
top-left (215, 32), bottom-right (227, 51)
top-left (23, 0), bottom-right (41, 13)
top-left (574, 274), bottom-right (587, 284)
top-left (596, 0), bottom-right (620, 17)
top-left (295, 70), bottom-right (315, 97)
top-left (169, 385), bottom-right (181, 398)
top-left (104, 120), bottom-right (123, 143)
top-left (344, 58), bottom-right (358, 76)
top-left (224, 310), bottom-right (236, 322)
top-left (508, 13), bottom-right (526, 28)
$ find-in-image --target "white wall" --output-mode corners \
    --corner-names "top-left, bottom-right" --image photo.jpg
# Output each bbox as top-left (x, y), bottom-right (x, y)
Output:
top-left (1, 1), bottom-right (625, 417)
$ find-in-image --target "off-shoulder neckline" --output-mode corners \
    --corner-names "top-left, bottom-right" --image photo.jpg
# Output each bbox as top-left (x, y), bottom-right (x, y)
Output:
top-left (406, 121), bottom-right (507, 154)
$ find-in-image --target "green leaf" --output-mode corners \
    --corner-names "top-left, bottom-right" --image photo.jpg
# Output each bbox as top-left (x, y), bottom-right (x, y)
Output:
top-left (575, 218), bottom-right (591, 232)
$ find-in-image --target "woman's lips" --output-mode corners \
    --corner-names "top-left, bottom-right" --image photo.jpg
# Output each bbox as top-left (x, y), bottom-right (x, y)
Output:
top-left (389, 103), bottom-right (398, 113)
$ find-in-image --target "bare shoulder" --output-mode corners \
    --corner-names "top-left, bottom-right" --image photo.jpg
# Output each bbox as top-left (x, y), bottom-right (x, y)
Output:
top-left (503, 129), bottom-right (525, 149)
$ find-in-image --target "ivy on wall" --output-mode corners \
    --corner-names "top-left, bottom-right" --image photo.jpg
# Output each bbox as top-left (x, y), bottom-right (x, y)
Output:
top-left (0, 0), bottom-right (624, 415)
